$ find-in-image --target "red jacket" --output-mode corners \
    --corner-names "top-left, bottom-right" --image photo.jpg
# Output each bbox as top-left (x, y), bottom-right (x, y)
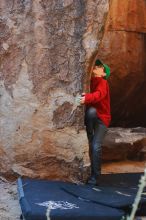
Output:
top-left (84, 76), bottom-right (111, 127)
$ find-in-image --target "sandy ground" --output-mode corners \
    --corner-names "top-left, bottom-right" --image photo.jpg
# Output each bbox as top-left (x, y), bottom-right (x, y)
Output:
top-left (0, 178), bottom-right (21, 220)
top-left (102, 161), bottom-right (146, 174)
top-left (0, 161), bottom-right (146, 220)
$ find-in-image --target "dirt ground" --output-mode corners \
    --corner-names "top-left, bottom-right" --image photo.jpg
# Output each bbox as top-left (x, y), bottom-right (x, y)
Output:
top-left (0, 178), bottom-right (21, 220)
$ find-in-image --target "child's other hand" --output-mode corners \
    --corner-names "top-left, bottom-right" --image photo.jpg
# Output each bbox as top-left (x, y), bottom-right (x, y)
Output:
top-left (80, 96), bottom-right (85, 104)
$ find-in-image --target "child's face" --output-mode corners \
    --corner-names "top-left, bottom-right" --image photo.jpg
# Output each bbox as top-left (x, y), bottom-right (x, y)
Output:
top-left (92, 65), bottom-right (106, 77)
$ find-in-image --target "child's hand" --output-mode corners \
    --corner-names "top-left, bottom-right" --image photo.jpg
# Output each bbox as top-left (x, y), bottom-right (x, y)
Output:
top-left (75, 93), bottom-right (85, 105)
top-left (80, 94), bottom-right (85, 104)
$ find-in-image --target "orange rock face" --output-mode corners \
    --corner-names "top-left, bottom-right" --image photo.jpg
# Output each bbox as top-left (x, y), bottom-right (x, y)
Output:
top-left (107, 0), bottom-right (146, 33)
top-left (97, 0), bottom-right (146, 127)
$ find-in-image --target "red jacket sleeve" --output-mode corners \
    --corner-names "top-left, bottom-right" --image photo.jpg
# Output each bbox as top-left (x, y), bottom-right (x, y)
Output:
top-left (84, 79), bottom-right (107, 104)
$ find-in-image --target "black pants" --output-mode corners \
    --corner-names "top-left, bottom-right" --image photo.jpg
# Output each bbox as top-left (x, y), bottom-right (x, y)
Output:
top-left (84, 107), bottom-right (108, 178)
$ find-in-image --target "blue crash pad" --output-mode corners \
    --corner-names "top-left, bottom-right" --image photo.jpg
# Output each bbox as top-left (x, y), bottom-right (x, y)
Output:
top-left (17, 173), bottom-right (146, 220)
top-left (17, 178), bottom-right (125, 220)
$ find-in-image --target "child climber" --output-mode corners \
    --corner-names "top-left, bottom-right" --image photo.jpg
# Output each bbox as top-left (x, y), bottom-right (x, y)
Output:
top-left (80, 59), bottom-right (111, 186)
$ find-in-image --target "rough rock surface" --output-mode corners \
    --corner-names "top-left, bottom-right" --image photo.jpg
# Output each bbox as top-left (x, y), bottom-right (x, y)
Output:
top-left (102, 127), bottom-right (146, 162)
top-left (0, 0), bottom-right (109, 180)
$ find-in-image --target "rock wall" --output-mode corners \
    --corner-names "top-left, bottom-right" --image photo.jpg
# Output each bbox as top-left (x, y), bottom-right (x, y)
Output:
top-left (0, 0), bottom-right (109, 180)
top-left (97, 0), bottom-right (146, 127)
top-left (0, 0), bottom-right (146, 181)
